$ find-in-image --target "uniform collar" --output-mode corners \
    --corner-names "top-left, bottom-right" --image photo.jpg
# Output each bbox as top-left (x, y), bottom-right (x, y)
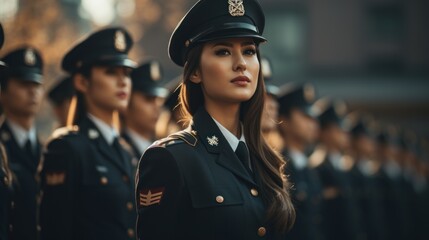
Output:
top-left (6, 119), bottom-right (37, 148)
top-left (211, 117), bottom-right (245, 152)
top-left (125, 128), bottom-right (152, 155)
top-left (87, 113), bottom-right (118, 145)
top-left (288, 149), bottom-right (307, 170)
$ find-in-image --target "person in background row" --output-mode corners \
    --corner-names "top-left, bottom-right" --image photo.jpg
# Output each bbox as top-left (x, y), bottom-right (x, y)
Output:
top-left (47, 76), bottom-right (75, 128)
top-left (135, 0), bottom-right (296, 239)
top-left (0, 22), bottom-right (14, 240)
top-left (156, 76), bottom-right (183, 139)
top-left (311, 99), bottom-right (365, 240)
top-left (121, 60), bottom-right (168, 163)
top-left (0, 45), bottom-right (44, 240)
top-left (39, 27), bottom-right (137, 240)
top-left (348, 113), bottom-right (387, 240)
top-left (277, 83), bottom-right (325, 240)
top-left (259, 57), bottom-right (282, 150)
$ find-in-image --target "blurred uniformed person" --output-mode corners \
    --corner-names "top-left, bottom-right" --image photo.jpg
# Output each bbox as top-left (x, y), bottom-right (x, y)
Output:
top-left (0, 22), bottom-right (14, 240)
top-left (0, 45), bottom-right (44, 240)
top-left (348, 114), bottom-right (387, 240)
top-left (121, 60), bottom-right (168, 160)
top-left (312, 99), bottom-right (365, 240)
top-left (259, 57), bottom-right (282, 150)
top-left (277, 83), bottom-right (325, 240)
top-left (39, 27), bottom-right (137, 240)
top-left (156, 76), bottom-right (183, 138)
top-left (136, 0), bottom-right (296, 239)
top-left (47, 76), bottom-right (74, 127)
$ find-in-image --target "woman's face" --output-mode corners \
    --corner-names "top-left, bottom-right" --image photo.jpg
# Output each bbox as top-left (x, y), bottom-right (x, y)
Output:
top-left (191, 37), bottom-right (259, 105)
top-left (84, 66), bottom-right (132, 111)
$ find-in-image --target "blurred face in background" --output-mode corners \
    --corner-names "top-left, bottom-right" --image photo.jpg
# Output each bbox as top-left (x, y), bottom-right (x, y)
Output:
top-left (286, 109), bottom-right (319, 146)
top-left (261, 94), bottom-right (278, 132)
top-left (125, 92), bottom-right (165, 136)
top-left (353, 135), bottom-right (376, 159)
top-left (321, 124), bottom-right (350, 152)
top-left (77, 66), bottom-right (132, 112)
top-left (0, 78), bottom-right (44, 117)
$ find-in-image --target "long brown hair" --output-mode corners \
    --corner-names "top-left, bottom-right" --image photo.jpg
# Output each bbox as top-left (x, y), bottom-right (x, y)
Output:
top-left (179, 44), bottom-right (296, 232)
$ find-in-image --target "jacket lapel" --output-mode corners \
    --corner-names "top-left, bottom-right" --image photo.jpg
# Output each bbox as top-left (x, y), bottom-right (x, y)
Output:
top-left (0, 122), bottom-right (38, 172)
top-left (79, 118), bottom-right (131, 177)
top-left (192, 108), bottom-right (256, 186)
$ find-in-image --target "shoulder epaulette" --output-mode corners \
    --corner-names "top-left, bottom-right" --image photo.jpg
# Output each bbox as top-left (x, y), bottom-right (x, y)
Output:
top-left (50, 125), bottom-right (79, 139)
top-left (153, 130), bottom-right (197, 148)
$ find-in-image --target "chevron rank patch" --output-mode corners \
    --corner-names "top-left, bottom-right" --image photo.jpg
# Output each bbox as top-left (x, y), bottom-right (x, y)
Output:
top-left (139, 187), bottom-right (165, 207)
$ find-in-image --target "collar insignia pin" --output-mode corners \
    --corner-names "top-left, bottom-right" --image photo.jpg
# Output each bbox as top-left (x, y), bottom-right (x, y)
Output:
top-left (207, 135), bottom-right (219, 146)
top-left (228, 0), bottom-right (245, 17)
top-left (88, 129), bottom-right (99, 139)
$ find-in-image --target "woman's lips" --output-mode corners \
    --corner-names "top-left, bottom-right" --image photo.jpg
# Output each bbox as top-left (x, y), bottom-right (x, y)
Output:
top-left (231, 76), bottom-right (250, 86)
top-left (116, 91), bottom-right (128, 99)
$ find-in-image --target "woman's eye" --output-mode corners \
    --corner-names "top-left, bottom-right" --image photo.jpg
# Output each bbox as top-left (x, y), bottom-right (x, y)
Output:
top-left (215, 49), bottom-right (230, 56)
top-left (244, 48), bottom-right (256, 55)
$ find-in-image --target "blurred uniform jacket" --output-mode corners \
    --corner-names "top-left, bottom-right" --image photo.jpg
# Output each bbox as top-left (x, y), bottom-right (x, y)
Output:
top-left (315, 152), bottom-right (365, 240)
top-left (0, 144), bottom-right (13, 240)
top-left (0, 122), bottom-right (41, 240)
top-left (136, 107), bottom-right (284, 240)
top-left (284, 150), bottom-right (324, 240)
top-left (39, 117), bottom-right (136, 240)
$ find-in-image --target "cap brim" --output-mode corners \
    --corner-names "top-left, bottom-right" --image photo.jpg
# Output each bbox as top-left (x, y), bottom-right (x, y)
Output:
top-left (0, 61), bottom-right (7, 68)
top-left (136, 87), bottom-right (169, 98)
top-left (15, 73), bottom-right (43, 84)
top-left (199, 33), bottom-right (266, 45)
top-left (97, 58), bottom-right (137, 69)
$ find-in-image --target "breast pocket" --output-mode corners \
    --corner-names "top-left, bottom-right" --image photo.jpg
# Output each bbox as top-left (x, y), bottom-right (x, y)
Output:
top-left (188, 185), bottom-right (244, 208)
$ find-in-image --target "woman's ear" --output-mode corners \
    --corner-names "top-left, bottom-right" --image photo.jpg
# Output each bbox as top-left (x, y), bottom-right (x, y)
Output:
top-left (189, 70), bottom-right (201, 84)
top-left (73, 73), bottom-right (89, 93)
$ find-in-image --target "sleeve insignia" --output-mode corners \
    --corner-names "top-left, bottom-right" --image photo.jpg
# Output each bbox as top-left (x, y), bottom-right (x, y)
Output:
top-left (139, 187), bottom-right (165, 207)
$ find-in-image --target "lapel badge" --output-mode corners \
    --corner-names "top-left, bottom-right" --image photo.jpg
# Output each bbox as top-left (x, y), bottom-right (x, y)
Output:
top-left (228, 0), bottom-right (245, 17)
top-left (139, 187), bottom-right (165, 207)
top-left (88, 129), bottom-right (99, 139)
top-left (207, 135), bottom-right (219, 146)
top-left (24, 48), bottom-right (36, 66)
top-left (114, 30), bottom-right (126, 52)
top-left (1, 131), bottom-right (10, 142)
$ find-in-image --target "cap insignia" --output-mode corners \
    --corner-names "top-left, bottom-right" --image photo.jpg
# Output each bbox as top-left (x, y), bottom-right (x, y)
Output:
top-left (228, 0), bottom-right (245, 17)
top-left (150, 62), bottom-right (161, 81)
top-left (24, 48), bottom-right (36, 66)
top-left (114, 30), bottom-right (126, 52)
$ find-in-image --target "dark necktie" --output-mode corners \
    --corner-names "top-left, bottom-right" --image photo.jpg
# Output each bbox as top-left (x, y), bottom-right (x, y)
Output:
top-left (25, 138), bottom-right (34, 158)
top-left (112, 137), bottom-right (124, 162)
top-left (235, 141), bottom-right (252, 174)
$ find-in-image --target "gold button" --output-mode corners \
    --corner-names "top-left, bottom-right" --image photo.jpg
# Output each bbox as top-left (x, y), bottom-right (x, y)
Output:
top-left (122, 175), bottom-right (129, 182)
top-left (250, 188), bottom-right (259, 197)
top-left (100, 177), bottom-right (108, 185)
top-left (215, 195), bottom-right (224, 204)
top-left (126, 202), bottom-right (133, 211)
top-left (127, 228), bottom-right (135, 238)
top-left (257, 227), bottom-right (266, 237)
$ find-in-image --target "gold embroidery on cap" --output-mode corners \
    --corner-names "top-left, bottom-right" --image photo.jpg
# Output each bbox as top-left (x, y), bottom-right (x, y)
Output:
top-left (150, 62), bottom-right (161, 81)
top-left (24, 49), bottom-right (36, 66)
top-left (114, 30), bottom-right (126, 52)
top-left (228, 0), bottom-right (245, 17)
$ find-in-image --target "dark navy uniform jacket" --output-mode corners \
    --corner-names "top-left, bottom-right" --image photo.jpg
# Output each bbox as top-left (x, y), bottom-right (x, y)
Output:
top-left (0, 144), bottom-right (13, 240)
top-left (136, 107), bottom-right (283, 240)
top-left (284, 150), bottom-right (324, 240)
top-left (0, 122), bottom-right (41, 240)
top-left (39, 117), bottom-right (136, 240)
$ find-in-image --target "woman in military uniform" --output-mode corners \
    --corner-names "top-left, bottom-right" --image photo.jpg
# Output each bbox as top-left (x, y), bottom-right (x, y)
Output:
top-left (0, 22), bottom-right (14, 240)
top-left (39, 27), bottom-right (137, 240)
top-left (136, 0), bottom-right (295, 239)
